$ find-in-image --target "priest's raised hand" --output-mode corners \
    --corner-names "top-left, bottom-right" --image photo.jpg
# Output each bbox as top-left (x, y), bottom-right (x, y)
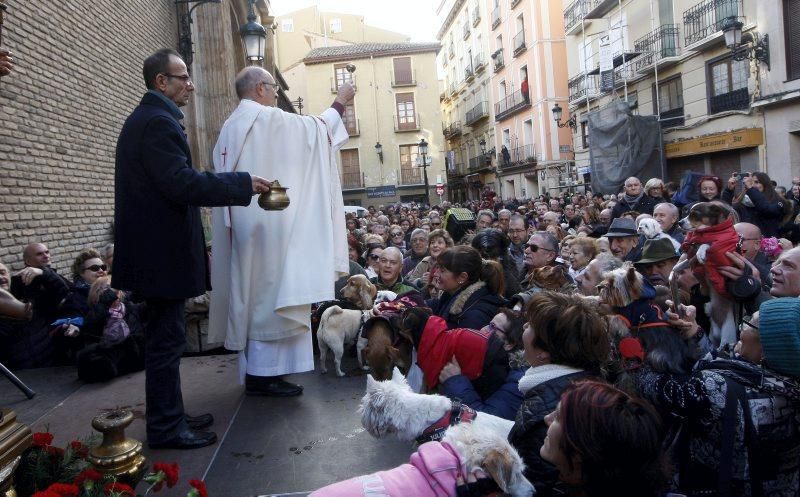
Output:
top-left (335, 82), bottom-right (355, 106)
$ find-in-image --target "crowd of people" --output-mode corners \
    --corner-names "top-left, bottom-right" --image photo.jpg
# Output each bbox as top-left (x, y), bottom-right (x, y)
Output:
top-left (334, 170), bottom-right (800, 496)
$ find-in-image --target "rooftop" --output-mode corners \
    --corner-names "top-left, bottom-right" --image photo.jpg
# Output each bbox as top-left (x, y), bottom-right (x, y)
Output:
top-left (303, 42), bottom-right (441, 64)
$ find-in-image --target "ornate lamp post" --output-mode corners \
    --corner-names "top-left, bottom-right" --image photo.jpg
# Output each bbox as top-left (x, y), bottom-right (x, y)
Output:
top-left (551, 103), bottom-right (577, 131)
top-left (418, 138), bottom-right (430, 205)
top-left (240, 0), bottom-right (267, 64)
top-left (722, 17), bottom-right (770, 70)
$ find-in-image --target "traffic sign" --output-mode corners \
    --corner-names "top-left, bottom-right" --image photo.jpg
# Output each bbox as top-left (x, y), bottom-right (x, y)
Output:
top-left (435, 184), bottom-right (445, 195)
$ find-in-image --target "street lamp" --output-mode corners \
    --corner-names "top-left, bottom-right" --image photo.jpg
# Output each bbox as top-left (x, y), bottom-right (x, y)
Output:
top-left (722, 16), bottom-right (770, 70)
top-left (375, 142), bottom-right (383, 164)
top-left (240, 0), bottom-right (267, 64)
top-left (552, 103), bottom-right (577, 131)
top-left (175, 0), bottom-right (222, 67)
top-left (418, 138), bottom-right (430, 205)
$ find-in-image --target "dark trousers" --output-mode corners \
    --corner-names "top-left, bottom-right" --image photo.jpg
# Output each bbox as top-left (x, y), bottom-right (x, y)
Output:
top-left (144, 298), bottom-right (188, 443)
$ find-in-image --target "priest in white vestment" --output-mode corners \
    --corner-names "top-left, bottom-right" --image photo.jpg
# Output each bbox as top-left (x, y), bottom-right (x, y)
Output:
top-left (209, 67), bottom-right (352, 396)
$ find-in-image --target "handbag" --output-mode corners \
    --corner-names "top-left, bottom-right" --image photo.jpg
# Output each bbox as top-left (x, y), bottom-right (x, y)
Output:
top-left (725, 263), bottom-right (760, 301)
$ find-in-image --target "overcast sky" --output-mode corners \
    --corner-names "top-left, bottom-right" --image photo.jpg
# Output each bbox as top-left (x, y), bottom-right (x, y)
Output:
top-left (271, 0), bottom-right (441, 42)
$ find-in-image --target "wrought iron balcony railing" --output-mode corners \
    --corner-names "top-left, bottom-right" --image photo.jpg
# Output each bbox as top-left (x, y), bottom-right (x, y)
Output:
top-left (513, 30), bottom-right (526, 55)
top-left (341, 171), bottom-right (364, 189)
top-left (491, 6), bottom-right (501, 29)
top-left (634, 24), bottom-right (680, 72)
top-left (709, 87), bottom-right (749, 114)
top-left (443, 121), bottom-right (462, 139)
top-left (683, 0), bottom-right (742, 47)
top-left (400, 168), bottom-right (423, 185)
top-left (493, 51), bottom-right (505, 71)
top-left (465, 101), bottom-right (489, 126)
top-left (495, 89), bottom-right (530, 120)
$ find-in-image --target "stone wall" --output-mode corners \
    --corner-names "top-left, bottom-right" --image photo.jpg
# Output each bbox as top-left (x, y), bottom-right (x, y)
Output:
top-left (0, 0), bottom-right (177, 272)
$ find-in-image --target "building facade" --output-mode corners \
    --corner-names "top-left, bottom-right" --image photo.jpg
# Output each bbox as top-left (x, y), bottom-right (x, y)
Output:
top-left (294, 43), bottom-right (446, 207)
top-left (437, 0), bottom-right (497, 203)
top-left (488, 0), bottom-right (573, 199)
top-left (0, 0), bottom-right (287, 272)
top-left (563, 0), bottom-right (798, 187)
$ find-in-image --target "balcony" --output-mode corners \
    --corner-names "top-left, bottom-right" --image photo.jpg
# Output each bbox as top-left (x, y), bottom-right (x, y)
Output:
top-left (345, 118), bottom-right (360, 137)
top-left (634, 24), bottom-right (682, 74)
top-left (330, 75), bottom-right (356, 93)
top-left (395, 114), bottom-right (420, 132)
top-left (709, 87), bottom-right (750, 114)
top-left (491, 6), bottom-right (501, 29)
top-left (563, 0), bottom-right (591, 35)
top-left (463, 23), bottom-right (471, 40)
top-left (510, 0), bottom-right (521, 8)
top-left (659, 107), bottom-right (685, 128)
top-left (464, 65), bottom-right (475, 83)
top-left (392, 69), bottom-right (416, 87)
top-left (449, 43), bottom-right (455, 59)
top-left (443, 121), bottom-right (462, 139)
top-left (449, 82), bottom-right (457, 96)
top-left (472, 7), bottom-right (481, 26)
top-left (683, 0), bottom-right (743, 49)
top-left (341, 171), bottom-right (364, 190)
top-left (613, 62), bottom-right (638, 88)
top-left (513, 30), bottom-right (526, 56)
top-left (495, 89), bottom-right (531, 121)
top-left (465, 101), bottom-right (489, 126)
top-left (474, 53), bottom-right (486, 72)
top-left (568, 72), bottom-right (600, 104)
top-left (583, 0), bottom-right (619, 20)
top-left (400, 168), bottom-right (423, 185)
top-left (500, 143), bottom-right (536, 168)
top-left (492, 50), bottom-right (505, 72)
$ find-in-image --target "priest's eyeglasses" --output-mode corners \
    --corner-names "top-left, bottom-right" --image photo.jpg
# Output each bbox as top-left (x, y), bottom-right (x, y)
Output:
top-left (260, 81), bottom-right (280, 91)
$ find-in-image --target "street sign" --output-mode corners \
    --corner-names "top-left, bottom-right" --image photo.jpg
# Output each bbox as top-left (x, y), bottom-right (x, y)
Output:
top-left (415, 156), bottom-right (433, 167)
top-left (366, 185), bottom-right (397, 198)
top-left (435, 184), bottom-right (445, 196)
top-left (599, 34), bottom-right (614, 92)
top-left (559, 145), bottom-right (573, 153)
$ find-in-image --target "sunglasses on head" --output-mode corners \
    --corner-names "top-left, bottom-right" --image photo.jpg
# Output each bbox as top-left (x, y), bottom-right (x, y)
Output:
top-left (84, 264), bottom-right (107, 272)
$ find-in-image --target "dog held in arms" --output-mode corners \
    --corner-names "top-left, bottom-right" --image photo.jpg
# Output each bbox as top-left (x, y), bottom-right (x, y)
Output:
top-left (349, 368), bottom-right (532, 497)
top-left (678, 201), bottom-right (740, 346)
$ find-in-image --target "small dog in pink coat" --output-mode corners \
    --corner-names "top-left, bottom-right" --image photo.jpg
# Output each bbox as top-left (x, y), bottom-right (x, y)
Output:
top-left (309, 422), bottom-right (534, 497)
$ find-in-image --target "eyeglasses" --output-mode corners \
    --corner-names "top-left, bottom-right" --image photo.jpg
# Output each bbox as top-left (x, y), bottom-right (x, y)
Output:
top-left (368, 254), bottom-right (381, 261)
top-left (486, 321), bottom-right (507, 335)
top-left (259, 81), bottom-right (280, 90)
top-left (83, 264), bottom-right (107, 272)
top-left (526, 243), bottom-right (554, 253)
top-left (165, 73), bottom-right (193, 84)
top-left (391, 232), bottom-right (403, 237)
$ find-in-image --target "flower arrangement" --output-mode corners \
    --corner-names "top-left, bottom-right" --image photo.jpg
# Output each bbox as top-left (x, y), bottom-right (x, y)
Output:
top-left (17, 431), bottom-right (210, 497)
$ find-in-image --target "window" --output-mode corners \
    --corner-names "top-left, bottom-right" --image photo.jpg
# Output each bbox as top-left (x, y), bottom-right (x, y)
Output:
top-left (581, 121), bottom-right (590, 149)
top-left (340, 149), bottom-right (361, 188)
top-left (652, 75), bottom-right (684, 127)
top-left (395, 93), bottom-right (417, 130)
top-left (281, 19), bottom-right (294, 32)
top-left (707, 56), bottom-right (749, 113)
top-left (330, 18), bottom-right (342, 33)
top-left (334, 63), bottom-right (354, 90)
top-left (343, 103), bottom-right (358, 135)
top-left (786, 0), bottom-right (800, 80)
top-left (399, 144), bottom-right (422, 185)
top-left (393, 57), bottom-right (413, 85)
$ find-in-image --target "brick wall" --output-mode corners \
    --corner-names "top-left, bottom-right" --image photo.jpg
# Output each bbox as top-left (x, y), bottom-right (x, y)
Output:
top-left (0, 0), bottom-right (177, 273)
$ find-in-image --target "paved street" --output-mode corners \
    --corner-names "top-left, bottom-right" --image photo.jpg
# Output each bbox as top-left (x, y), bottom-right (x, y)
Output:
top-left (1, 352), bottom-right (412, 496)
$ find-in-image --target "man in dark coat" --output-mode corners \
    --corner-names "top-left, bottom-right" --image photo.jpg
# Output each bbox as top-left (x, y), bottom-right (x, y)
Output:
top-left (113, 49), bottom-right (271, 450)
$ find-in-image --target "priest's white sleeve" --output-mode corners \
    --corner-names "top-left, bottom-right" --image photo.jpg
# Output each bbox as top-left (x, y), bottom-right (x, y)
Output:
top-left (320, 107), bottom-right (349, 152)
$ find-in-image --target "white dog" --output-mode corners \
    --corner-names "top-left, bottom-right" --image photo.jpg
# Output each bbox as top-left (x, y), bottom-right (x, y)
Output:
top-left (637, 218), bottom-right (681, 251)
top-left (360, 368), bottom-right (515, 442)
top-left (317, 305), bottom-right (371, 376)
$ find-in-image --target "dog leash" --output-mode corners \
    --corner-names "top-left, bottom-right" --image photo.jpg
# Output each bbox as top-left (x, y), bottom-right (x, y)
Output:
top-left (415, 400), bottom-right (477, 445)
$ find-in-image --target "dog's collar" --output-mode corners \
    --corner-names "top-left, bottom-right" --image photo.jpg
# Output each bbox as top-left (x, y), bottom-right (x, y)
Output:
top-left (415, 401), bottom-right (476, 445)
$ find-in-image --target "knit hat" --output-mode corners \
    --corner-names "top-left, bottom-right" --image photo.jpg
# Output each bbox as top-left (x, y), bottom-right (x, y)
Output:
top-left (758, 298), bottom-right (800, 378)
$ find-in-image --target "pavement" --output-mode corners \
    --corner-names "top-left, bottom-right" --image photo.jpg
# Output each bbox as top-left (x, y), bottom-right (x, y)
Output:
top-left (1, 352), bottom-right (412, 497)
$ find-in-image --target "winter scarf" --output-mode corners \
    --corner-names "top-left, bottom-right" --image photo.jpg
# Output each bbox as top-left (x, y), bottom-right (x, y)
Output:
top-left (518, 364), bottom-right (583, 395)
top-left (623, 191), bottom-right (645, 207)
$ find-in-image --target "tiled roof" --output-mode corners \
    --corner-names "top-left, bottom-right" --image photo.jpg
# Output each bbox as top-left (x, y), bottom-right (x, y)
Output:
top-left (303, 42), bottom-right (441, 64)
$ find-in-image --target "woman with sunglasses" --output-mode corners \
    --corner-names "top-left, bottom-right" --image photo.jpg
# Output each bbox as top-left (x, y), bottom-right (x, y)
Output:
top-left (362, 243), bottom-right (385, 280)
top-left (386, 224), bottom-right (406, 252)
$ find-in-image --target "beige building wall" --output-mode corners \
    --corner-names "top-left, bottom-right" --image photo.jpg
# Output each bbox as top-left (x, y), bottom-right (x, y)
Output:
top-left (274, 6), bottom-right (410, 72)
top-left (489, 0), bottom-right (573, 199)
top-left (299, 47), bottom-right (446, 206)
top-left (563, 0), bottom-right (788, 189)
top-left (437, 0), bottom-right (498, 203)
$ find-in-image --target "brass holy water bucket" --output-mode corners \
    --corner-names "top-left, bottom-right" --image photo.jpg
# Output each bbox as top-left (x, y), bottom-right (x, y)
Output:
top-left (258, 180), bottom-right (290, 211)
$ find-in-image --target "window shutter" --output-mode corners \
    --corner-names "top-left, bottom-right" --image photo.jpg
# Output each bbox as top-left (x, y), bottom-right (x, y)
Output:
top-left (393, 57), bottom-right (413, 84)
top-left (786, 0), bottom-right (800, 80)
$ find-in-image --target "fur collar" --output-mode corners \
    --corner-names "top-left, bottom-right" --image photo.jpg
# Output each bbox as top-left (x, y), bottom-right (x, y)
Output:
top-left (508, 350), bottom-right (528, 370)
top-left (449, 281), bottom-right (486, 315)
top-left (518, 364), bottom-right (583, 394)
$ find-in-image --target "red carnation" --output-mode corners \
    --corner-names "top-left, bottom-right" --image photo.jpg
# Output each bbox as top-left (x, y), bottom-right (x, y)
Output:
top-left (31, 491), bottom-right (60, 497)
top-left (74, 468), bottom-right (103, 487)
top-left (153, 461), bottom-right (180, 488)
top-left (45, 483), bottom-right (80, 497)
top-left (69, 440), bottom-right (89, 459)
top-left (32, 432), bottom-right (54, 447)
top-left (103, 482), bottom-right (135, 496)
top-left (189, 479), bottom-right (209, 497)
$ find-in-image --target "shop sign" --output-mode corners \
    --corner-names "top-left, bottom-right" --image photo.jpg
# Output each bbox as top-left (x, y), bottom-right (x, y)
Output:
top-left (665, 128), bottom-right (763, 158)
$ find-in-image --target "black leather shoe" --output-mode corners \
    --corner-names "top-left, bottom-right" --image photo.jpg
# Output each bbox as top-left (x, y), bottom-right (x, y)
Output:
top-left (246, 378), bottom-right (303, 397)
top-left (148, 429), bottom-right (218, 450)
top-left (185, 413), bottom-right (214, 430)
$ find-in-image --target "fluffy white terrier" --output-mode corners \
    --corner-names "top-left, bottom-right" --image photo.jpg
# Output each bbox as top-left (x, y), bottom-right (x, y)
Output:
top-left (359, 368), bottom-right (515, 441)
top-left (317, 305), bottom-right (371, 376)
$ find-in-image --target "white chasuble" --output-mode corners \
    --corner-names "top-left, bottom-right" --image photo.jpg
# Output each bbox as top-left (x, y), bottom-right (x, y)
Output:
top-left (209, 99), bottom-right (349, 353)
